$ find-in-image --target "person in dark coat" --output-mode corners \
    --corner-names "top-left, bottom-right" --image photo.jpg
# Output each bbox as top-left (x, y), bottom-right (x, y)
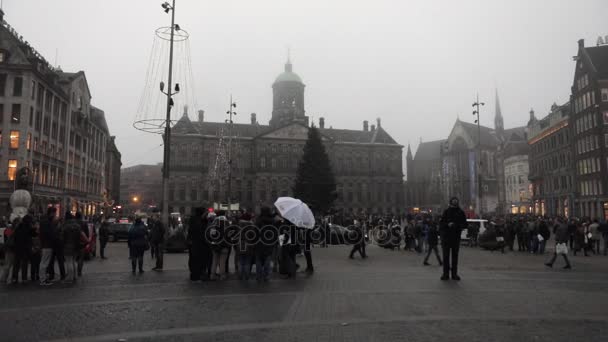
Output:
top-left (545, 218), bottom-right (571, 269)
top-left (188, 207), bottom-right (204, 281)
top-left (62, 212), bottom-right (83, 283)
top-left (423, 218), bottom-right (442, 266)
top-left (12, 215), bottom-right (34, 283)
top-left (98, 218), bottom-right (110, 259)
top-left (439, 197), bottom-right (467, 281)
top-left (349, 220), bottom-right (367, 259)
top-left (149, 214), bottom-right (166, 271)
top-left (538, 220), bottom-right (551, 254)
top-left (254, 207), bottom-right (278, 282)
top-left (128, 218), bottom-right (148, 275)
top-left (39, 207), bottom-right (59, 285)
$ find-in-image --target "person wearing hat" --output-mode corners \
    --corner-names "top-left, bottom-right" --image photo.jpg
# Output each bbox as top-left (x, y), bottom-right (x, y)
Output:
top-left (439, 197), bottom-right (467, 281)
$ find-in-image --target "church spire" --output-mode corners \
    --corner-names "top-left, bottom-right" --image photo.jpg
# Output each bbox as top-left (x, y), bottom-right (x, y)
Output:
top-left (494, 88), bottom-right (504, 136)
top-left (406, 143), bottom-right (413, 160)
top-left (285, 47), bottom-right (293, 72)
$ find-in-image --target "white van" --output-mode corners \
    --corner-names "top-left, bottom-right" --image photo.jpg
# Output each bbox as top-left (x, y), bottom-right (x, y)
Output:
top-left (462, 219), bottom-right (488, 240)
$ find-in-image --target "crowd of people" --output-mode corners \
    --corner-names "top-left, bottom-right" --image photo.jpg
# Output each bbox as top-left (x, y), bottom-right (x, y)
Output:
top-left (185, 206), bottom-right (315, 282)
top-left (3, 196), bottom-right (608, 286)
top-left (0, 207), bottom-right (99, 285)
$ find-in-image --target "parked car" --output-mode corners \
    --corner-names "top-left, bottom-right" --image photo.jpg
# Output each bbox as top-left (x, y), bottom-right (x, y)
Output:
top-left (109, 222), bottom-right (132, 242)
top-left (462, 219), bottom-right (488, 241)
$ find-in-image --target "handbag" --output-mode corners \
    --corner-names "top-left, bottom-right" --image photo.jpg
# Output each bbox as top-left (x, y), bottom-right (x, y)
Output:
top-left (556, 243), bottom-right (568, 255)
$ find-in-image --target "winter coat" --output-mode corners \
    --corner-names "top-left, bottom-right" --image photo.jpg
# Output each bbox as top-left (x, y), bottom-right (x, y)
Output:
top-left (128, 223), bottom-right (148, 257)
top-left (426, 224), bottom-right (439, 246)
top-left (39, 216), bottom-right (58, 249)
top-left (99, 222), bottom-right (110, 243)
top-left (553, 223), bottom-right (569, 243)
top-left (440, 205), bottom-right (467, 238)
top-left (13, 221), bottom-right (33, 258)
top-left (539, 222), bottom-right (551, 240)
top-left (62, 219), bottom-right (83, 256)
top-left (150, 220), bottom-right (166, 244)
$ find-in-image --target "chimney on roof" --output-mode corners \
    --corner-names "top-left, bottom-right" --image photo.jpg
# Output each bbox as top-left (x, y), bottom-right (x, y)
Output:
top-left (251, 113), bottom-right (257, 125)
top-left (578, 39), bottom-right (585, 49)
top-left (363, 120), bottom-right (369, 132)
top-left (371, 124), bottom-right (376, 132)
top-left (198, 110), bottom-right (204, 123)
top-left (319, 117), bottom-right (325, 129)
top-left (376, 117), bottom-right (381, 128)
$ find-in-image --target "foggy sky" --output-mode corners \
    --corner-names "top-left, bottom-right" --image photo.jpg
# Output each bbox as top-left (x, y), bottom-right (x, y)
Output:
top-left (4, 0), bottom-right (607, 171)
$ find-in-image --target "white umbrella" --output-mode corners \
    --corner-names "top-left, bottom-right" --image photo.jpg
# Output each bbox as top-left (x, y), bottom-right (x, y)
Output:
top-left (274, 197), bottom-right (316, 229)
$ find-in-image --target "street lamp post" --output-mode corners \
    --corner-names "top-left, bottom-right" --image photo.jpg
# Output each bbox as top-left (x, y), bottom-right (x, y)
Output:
top-left (472, 94), bottom-right (485, 217)
top-left (159, 0), bottom-right (181, 227)
top-left (225, 96), bottom-right (237, 211)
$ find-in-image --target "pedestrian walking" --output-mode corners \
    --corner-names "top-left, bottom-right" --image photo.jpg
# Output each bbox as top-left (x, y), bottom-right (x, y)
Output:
top-left (349, 220), bottom-right (367, 259)
top-left (439, 197), bottom-right (467, 281)
top-left (423, 220), bottom-right (442, 266)
top-left (128, 218), bottom-right (149, 275)
top-left (98, 218), bottom-right (110, 259)
top-left (545, 218), bottom-right (572, 269)
top-left (149, 214), bottom-right (166, 271)
top-left (588, 219), bottom-right (601, 255)
top-left (538, 219), bottom-right (551, 254)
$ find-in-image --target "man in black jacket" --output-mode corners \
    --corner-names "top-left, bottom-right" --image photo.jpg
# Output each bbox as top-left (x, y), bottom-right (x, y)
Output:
top-left (149, 214), bottom-right (166, 271)
top-left (440, 197), bottom-right (467, 281)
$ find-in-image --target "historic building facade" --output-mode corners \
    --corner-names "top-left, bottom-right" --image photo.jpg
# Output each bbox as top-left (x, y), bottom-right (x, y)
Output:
top-left (570, 39), bottom-right (608, 219)
top-left (503, 142), bottom-right (531, 214)
top-left (528, 104), bottom-right (575, 217)
top-left (120, 163), bottom-right (162, 211)
top-left (169, 59), bottom-right (404, 215)
top-left (105, 136), bottom-right (121, 208)
top-left (0, 10), bottom-right (119, 216)
top-left (404, 140), bottom-right (445, 213)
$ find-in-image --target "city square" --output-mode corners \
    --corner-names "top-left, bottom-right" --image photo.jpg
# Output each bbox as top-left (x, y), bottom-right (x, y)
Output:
top-left (1, 243), bottom-right (607, 342)
top-left (0, 1), bottom-right (607, 341)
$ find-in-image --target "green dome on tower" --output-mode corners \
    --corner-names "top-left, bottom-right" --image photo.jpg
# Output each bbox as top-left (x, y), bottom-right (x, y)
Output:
top-left (274, 60), bottom-right (303, 84)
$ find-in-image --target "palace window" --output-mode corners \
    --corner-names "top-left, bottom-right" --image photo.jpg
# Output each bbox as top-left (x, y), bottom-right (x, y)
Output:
top-left (9, 130), bottom-right (19, 149)
top-left (7, 160), bottom-right (17, 181)
top-left (602, 88), bottom-right (608, 102)
top-left (11, 103), bottom-right (20, 123)
top-left (12, 77), bottom-right (22, 97)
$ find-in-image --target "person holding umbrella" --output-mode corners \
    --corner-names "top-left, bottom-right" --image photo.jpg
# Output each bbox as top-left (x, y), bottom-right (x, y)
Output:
top-left (274, 197), bottom-right (316, 277)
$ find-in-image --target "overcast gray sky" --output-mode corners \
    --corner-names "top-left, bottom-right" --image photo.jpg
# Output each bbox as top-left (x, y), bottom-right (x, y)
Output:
top-left (4, 0), bottom-right (607, 169)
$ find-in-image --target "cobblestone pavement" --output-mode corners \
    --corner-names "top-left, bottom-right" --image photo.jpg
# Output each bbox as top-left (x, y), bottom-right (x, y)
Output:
top-left (1, 242), bottom-right (607, 342)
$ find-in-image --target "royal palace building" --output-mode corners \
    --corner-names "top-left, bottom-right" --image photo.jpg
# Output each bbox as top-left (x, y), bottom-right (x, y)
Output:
top-left (168, 59), bottom-right (404, 215)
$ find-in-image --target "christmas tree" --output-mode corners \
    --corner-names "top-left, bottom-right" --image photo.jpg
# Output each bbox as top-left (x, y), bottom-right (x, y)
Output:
top-left (293, 125), bottom-right (337, 214)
